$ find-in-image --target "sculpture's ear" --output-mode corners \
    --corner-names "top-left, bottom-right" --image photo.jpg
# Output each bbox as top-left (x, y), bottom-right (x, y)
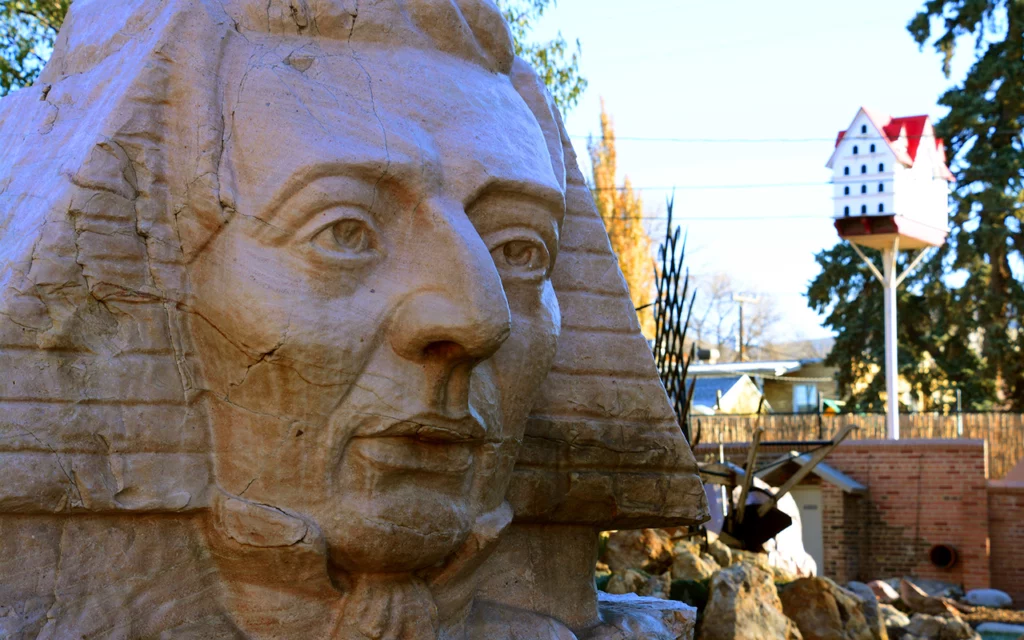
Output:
top-left (511, 101), bottom-right (708, 530)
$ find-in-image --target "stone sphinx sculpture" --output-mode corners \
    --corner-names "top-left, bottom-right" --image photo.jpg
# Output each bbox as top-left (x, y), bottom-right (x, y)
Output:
top-left (0, 0), bottom-right (708, 637)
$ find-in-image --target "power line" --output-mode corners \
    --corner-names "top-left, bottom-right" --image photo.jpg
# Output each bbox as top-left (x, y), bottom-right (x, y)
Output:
top-left (572, 135), bottom-right (842, 144)
top-left (604, 213), bottom-right (830, 221)
top-left (589, 181), bottom-right (833, 192)
top-left (570, 131), bottom-right (1022, 144)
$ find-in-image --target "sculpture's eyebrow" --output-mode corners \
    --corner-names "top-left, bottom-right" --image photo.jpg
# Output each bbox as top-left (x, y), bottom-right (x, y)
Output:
top-left (468, 178), bottom-right (566, 227)
top-left (257, 160), bottom-right (417, 227)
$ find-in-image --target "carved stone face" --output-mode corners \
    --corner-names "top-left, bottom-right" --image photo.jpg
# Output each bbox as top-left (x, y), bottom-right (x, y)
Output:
top-left (189, 43), bottom-right (563, 573)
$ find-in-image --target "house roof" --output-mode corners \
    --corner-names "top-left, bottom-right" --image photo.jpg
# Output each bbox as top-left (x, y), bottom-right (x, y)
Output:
top-left (688, 359), bottom-right (822, 379)
top-left (691, 376), bottom-right (745, 409)
top-left (828, 107), bottom-right (955, 182)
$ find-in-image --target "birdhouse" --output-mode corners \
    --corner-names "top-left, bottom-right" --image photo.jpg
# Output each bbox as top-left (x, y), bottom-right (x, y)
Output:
top-left (826, 107), bottom-right (954, 250)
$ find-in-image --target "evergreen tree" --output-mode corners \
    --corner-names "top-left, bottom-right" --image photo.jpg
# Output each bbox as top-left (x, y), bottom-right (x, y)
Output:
top-left (589, 101), bottom-right (656, 338)
top-left (909, 1), bottom-right (1024, 408)
top-left (809, 1), bottom-right (1023, 410)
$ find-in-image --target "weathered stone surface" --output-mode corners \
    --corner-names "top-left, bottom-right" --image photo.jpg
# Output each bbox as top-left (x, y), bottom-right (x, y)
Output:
top-left (904, 614), bottom-right (981, 640)
top-left (846, 581), bottom-right (889, 640)
top-left (698, 563), bottom-right (803, 640)
top-left (605, 529), bottom-right (675, 575)
top-left (0, 0), bottom-right (708, 637)
top-left (779, 578), bottom-right (873, 640)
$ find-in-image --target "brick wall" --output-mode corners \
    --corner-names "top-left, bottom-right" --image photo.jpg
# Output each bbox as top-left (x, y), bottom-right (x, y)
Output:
top-left (825, 440), bottom-right (990, 590)
top-left (988, 481), bottom-right (1024, 604)
top-left (696, 440), bottom-right (992, 589)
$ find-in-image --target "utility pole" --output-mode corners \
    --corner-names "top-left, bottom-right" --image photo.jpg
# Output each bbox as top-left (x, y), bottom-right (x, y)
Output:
top-left (732, 293), bottom-right (758, 362)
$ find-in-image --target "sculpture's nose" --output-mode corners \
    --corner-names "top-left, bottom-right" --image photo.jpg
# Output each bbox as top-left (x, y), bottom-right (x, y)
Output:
top-left (390, 292), bottom-right (511, 365)
top-left (388, 205), bottom-right (512, 413)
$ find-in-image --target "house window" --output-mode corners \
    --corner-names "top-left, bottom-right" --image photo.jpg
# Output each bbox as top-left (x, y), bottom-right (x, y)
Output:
top-left (844, 186), bottom-right (850, 195)
top-left (794, 385), bottom-right (818, 413)
top-left (844, 167), bottom-right (850, 176)
top-left (861, 204), bottom-right (867, 213)
top-left (879, 163), bottom-right (885, 172)
top-left (870, 144), bottom-right (876, 153)
top-left (853, 145), bottom-right (859, 155)
top-left (844, 206), bottom-right (850, 216)
top-left (878, 183), bottom-right (884, 192)
top-left (861, 125), bottom-right (867, 134)
top-left (861, 165), bottom-right (867, 174)
top-left (860, 184), bottom-right (867, 194)
top-left (879, 203), bottom-right (885, 213)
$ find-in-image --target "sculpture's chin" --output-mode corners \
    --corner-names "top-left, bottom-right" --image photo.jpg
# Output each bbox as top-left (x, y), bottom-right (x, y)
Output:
top-left (324, 481), bottom-right (476, 573)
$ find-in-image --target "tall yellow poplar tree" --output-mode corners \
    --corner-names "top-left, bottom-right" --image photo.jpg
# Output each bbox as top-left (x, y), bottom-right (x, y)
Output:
top-left (589, 101), bottom-right (655, 338)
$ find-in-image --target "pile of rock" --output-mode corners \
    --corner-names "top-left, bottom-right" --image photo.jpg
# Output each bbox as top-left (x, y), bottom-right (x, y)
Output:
top-left (598, 529), bottom-right (1019, 640)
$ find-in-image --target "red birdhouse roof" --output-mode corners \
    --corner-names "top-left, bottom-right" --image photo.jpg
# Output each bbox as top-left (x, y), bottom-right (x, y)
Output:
top-left (832, 107), bottom-right (955, 182)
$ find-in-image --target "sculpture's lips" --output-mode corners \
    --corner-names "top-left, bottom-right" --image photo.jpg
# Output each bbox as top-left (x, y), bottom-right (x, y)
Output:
top-left (352, 413), bottom-right (487, 443)
top-left (349, 437), bottom-right (475, 475)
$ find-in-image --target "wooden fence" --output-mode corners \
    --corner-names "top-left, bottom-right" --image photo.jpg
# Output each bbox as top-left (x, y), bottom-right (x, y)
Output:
top-left (692, 412), bottom-right (1024, 480)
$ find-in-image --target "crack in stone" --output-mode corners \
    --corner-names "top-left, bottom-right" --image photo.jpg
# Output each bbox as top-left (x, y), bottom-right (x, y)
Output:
top-left (345, 1), bottom-right (390, 216)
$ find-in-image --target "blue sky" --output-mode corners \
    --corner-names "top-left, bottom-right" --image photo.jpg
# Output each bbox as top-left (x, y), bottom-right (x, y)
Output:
top-left (531, 0), bottom-right (977, 342)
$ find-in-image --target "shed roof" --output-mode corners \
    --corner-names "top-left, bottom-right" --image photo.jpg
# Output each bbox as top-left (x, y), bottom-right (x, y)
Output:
top-left (758, 451), bottom-right (866, 494)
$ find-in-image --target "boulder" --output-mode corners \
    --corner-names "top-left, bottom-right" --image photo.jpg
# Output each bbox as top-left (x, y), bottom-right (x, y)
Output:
top-left (595, 593), bottom-right (698, 640)
top-left (732, 549), bottom-right (772, 570)
top-left (671, 542), bottom-right (717, 581)
top-left (900, 579), bottom-right (964, 618)
top-left (779, 577), bottom-right (873, 640)
top-left (963, 588), bottom-right (1013, 609)
top-left (868, 581), bottom-right (900, 605)
top-left (904, 613), bottom-right (980, 640)
top-left (605, 569), bottom-right (672, 600)
top-left (707, 538), bottom-right (733, 568)
top-left (975, 622), bottom-right (1024, 638)
top-left (604, 529), bottom-right (675, 575)
top-left (698, 563), bottom-right (803, 640)
top-left (877, 604), bottom-right (910, 633)
top-left (845, 581), bottom-right (889, 640)
top-left (701, 553), bottom-right (722, 572)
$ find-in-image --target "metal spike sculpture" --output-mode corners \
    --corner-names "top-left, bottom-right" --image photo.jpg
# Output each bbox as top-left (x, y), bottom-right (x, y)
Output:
top-left (651, 198), bottom-right (699, 445)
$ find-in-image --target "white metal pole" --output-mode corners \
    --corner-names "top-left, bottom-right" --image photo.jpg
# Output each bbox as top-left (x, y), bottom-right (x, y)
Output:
top-left (881, 245), bottom-right (900, 439)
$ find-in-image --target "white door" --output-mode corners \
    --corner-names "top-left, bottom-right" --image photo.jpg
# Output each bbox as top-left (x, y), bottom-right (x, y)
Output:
top-left (789, 486), bottom-right (824, 575)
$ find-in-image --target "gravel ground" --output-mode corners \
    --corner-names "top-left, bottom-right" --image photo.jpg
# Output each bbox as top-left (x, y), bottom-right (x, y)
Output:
top-left (961, 606), bottom-right (1024, 625)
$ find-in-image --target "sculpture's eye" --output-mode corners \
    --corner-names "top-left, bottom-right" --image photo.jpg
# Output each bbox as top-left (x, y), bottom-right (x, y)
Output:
top-left (332, 219), bottom-right (371, 253)
top-left (311, 216), bottom-right (380, 264)
top-left (491, 235), bottom-right (551, 282)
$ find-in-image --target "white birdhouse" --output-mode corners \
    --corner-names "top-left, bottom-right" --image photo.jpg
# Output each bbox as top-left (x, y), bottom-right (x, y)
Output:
top-left (826, 107), bottom-right (954, 250)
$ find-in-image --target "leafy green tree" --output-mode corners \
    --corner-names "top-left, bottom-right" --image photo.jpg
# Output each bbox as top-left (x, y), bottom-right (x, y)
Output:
top-left (809, 1), bottom-right (1024, 410)
top-left (495, 0), bottom-right (587, 114)
top-left (0, 0), bottom-right (69, 96)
